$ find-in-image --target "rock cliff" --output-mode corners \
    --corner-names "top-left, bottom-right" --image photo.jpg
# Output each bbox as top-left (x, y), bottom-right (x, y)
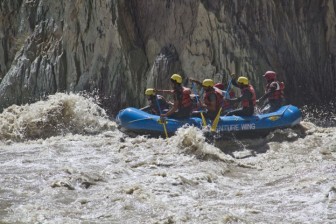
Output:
top-left (0, 0), bottom-right (335, 114)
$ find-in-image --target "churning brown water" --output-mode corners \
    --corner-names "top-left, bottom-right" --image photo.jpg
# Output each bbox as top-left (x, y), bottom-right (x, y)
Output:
top-left (0, 93), bottom-right (335, 223)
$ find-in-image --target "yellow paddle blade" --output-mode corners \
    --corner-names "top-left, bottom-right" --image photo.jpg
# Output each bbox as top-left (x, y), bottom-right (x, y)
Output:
top-left (211, 107), bottom-right (222, 132)
top-left (162, 123), bottom-right (168, 138)
top-left (157, 118), bottom-right (168, 138)
top-left (200, 112), bottom-right (207, 126)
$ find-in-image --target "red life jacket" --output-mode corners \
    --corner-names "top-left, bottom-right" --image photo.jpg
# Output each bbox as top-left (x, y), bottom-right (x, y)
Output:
top-left (266, 81), bottom-right (285, 100)
top-left (204, 87), bottom-right (224, 111)
top-left (241, 85), bottom-right (256, 108)
top-left (174, 86), bottom-right (192, 109)
top-left (222, 90), bottom-right (235, 110)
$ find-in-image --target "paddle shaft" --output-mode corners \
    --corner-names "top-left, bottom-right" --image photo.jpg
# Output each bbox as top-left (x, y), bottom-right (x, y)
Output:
top-left (155, 96), bottom-right (169, 138)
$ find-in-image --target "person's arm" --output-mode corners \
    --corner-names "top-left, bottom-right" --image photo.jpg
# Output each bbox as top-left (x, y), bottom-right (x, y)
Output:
top-left (226, 96), bottom-right (240, 104)
top-left (189, 78), bottom-right (202, 87)
top-left (155, 89), bottom-right (174, 94)
top-left (161, 100), bottom-right (178, 117)
top-left (257, 83), bottom-right (277, 102)
top-left (229, 73), bottom-right (239, 88)
top-left (227, 89), bottom-right (252, 104)
top-left (160, 95), bottom-right (173, 106)
top-left (140, 105), bottom-right (151, 111)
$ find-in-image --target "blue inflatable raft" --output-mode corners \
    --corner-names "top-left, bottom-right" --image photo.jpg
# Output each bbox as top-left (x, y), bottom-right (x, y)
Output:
top-left (116, 105), bottom-right (302, 138)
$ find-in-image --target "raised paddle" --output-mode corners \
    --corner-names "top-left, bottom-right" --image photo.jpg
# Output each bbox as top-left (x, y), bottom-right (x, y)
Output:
top-left (155, 95), bottom-right (168, 138)
top-left (211, 78), bottom-right (232, 132)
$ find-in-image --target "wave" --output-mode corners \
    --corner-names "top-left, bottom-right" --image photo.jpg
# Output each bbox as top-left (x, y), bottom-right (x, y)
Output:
top-left (0, 93), bottom-right (117, 142)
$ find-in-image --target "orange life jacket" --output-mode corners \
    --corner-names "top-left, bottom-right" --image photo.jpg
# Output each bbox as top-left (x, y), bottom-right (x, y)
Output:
top-left (266, 81), bottom-right (285, 100)
top-left (241, 85), bottom-right (256, 108)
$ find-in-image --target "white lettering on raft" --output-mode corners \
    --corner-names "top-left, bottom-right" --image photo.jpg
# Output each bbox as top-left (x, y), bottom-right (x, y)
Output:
top-left (240, 123), bottom-right (256, 130)
top-left (219, 123), bottom-right (256, 131)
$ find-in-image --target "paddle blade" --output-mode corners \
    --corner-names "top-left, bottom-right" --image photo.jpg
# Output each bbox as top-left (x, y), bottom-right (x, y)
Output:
top-left (211, 108), bottom-right (222, 132)
top-left (157, 118), bottom-right (168, 138)
top-left (162, 123), bottom-right (168, 138)
top-left (200, 112), bottom-right (207, 126)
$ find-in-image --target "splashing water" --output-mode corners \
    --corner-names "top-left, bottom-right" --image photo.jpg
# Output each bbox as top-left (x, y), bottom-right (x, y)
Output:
top-left (301, 101), bottom-right (336, 127)
top-left (0, 94), bottom-right (335, 223)
top-left (0, 92), bottom-right (116, 141)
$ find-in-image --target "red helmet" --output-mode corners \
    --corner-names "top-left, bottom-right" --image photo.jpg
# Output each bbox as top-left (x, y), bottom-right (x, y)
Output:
top-left (214, 83), bottom-right (225, 90)
top-left (263, 71), bottom-right (277, 81)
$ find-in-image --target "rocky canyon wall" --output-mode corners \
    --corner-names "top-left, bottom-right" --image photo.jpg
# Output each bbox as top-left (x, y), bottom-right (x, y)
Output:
top-left (0, 0), bottom-right (335, 115)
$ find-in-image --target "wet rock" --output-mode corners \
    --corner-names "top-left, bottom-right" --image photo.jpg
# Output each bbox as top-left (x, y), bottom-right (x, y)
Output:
top-left (1, 1), bottom-right (336, 112)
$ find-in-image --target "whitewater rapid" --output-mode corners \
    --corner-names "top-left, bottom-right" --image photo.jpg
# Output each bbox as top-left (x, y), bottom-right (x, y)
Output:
top-left (0, 93), bottom-right (335, 223)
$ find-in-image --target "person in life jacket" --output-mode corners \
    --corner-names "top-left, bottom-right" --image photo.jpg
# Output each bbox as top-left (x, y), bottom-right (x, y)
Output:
top-left (140, 88), bottom-right (171, 115)
top-left (190, 93), bottom-right (202, 111)
top-left (189, 78), bottom-right (224, 119)
top-left (155, 74), bottom-right (192, 119)
top-left (225, 75), bottom-right (256, 116)
top-left (257, 71), bottom-right (285, 113)
top-left (214, 82), bottom-right (236, 113)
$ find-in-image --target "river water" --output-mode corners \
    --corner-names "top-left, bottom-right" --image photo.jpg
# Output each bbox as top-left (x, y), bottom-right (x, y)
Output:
top-left (0, 93), bottom-right (335, 223)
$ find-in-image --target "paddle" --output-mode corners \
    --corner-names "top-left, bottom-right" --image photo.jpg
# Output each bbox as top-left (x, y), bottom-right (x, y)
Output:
top-left (191, 82), bottom-right (207, 126)
top-left (211, 78), bottom-right (232, 132)
top-left (155, 95), bottom-right (168, 138)
top-left (139, 105), bottom-right (151, 113)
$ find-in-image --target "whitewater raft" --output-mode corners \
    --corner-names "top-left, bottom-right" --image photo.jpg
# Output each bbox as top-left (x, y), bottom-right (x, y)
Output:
top-left (116, 105), bottom-right (302, 138)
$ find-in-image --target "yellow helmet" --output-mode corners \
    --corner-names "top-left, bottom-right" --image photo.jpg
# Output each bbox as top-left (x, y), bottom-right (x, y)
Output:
top-left (170, 74), bottom-right (182, 84)
top-left (202, 79), bottom-right (214, 87)
top-left (145, 88), bottom-right (155, 96)
top-left (237, 76), bottom-right (249, 85)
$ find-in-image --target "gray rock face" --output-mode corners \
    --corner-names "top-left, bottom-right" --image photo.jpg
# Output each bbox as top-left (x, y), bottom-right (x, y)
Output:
top-left (0, 0), bottom-right (335, 113)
